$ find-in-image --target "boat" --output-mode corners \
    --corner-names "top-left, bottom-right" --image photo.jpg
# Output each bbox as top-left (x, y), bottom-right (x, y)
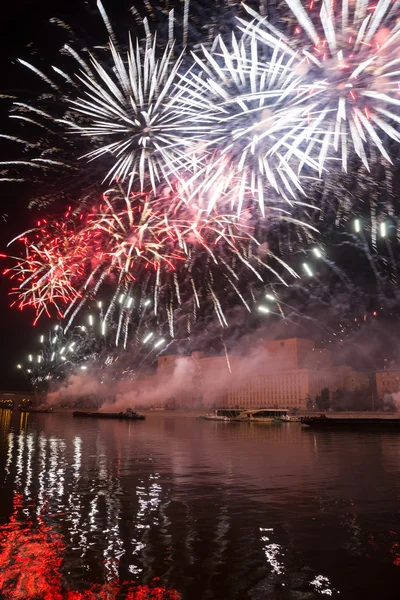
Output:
top-left (201, 408), bottom-right (289, 422)
top-left (19, 407), bottom-right (54, 413)
top-left (301, 415), bottom-right (400, 429)
top-left (238, 409), bottom-right (289, 422)
top-left (73, 408), bottom-right (145, 420)
top-left (280, 415), bottom-right (300, 422)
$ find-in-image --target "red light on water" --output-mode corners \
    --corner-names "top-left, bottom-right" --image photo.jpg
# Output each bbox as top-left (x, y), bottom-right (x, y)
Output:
top-left (0, 495), bottom-right (181, 600)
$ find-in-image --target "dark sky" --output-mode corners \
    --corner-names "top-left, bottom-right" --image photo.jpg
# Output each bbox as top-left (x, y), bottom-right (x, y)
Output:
top-left (0, 0), bottom-right (85, 390)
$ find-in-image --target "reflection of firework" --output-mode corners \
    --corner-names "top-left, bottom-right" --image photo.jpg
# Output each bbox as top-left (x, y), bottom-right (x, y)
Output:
top-left (0, 493), bottom-right (181, 599)
top-left (240, 0), bottom-right (400, 171)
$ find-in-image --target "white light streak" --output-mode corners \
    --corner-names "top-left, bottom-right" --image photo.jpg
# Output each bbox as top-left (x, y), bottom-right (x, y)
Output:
top-left (258, 306), bottom-right (270, 314)
top-left (143, 332), bottom-right (153, 344)
top-left (154, 338), bottom-right (165, 348)
top-left (303, 263), bottom-right (313, 277)
top-left (312, 248), bottom-right (322, 258)
top-left (354, 219), bottom-right (361, 233)
top-left (380, 222), bottom-right (387, 238)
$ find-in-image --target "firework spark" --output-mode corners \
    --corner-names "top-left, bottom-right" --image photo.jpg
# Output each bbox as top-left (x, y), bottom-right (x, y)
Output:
top-left (5, 184), bottom-right (316, 334)
top-left (177, 33), bottom-right (322, 213)
top-left (66, 36), bottom-right (195, 192)
top-left (239, 0), bottom-right (400, 171)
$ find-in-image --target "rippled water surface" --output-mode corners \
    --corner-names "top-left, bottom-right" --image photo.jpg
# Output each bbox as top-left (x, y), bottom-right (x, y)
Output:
top-left (1, 410), bottom-right (400, 599)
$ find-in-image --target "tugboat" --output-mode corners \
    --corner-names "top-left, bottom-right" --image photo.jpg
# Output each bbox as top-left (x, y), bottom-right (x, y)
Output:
top-left (73, 407), bottom-right (145, 420)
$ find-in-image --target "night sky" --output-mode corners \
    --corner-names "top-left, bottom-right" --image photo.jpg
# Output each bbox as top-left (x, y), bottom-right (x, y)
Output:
top-left (0, 0), bottom-right (83, 390)
top-left (1, 0), bottom-right (400, 390)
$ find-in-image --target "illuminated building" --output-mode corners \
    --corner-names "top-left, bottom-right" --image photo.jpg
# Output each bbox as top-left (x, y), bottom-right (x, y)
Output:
top-left (156, 338), bottom-right (369, 410)
top-left (375, 367), bottom-right (400, 399)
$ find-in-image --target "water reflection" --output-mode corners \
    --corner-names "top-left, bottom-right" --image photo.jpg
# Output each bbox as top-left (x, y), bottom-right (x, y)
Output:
top-left (1, 411), bottom-right (400, 599)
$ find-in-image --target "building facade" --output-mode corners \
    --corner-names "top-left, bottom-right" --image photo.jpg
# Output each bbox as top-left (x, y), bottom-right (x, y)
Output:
top-left (376, 368), bottom-right (400, 399)
top-left (153, 338), bottom-right (369, 410)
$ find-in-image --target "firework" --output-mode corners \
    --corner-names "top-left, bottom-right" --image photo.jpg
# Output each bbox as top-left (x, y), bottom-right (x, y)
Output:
top-left (177, 33), bottom-right (320, 213)
top-left (65, 35), bottom-right (197, 192)
top-left (239, 0), bottom-right (400, 172)
top-left (5, 184), bottom-right (317, 336)
top-left (4, 211), bottom-right (94, 322)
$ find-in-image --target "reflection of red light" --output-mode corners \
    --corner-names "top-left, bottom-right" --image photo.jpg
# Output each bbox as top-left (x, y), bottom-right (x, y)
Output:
top-left (67, 580), bottom-right (181, 599)
top-left (0, 494), bottom-right (64, 600)
top-left (0, 494), bottom-right (181, 599)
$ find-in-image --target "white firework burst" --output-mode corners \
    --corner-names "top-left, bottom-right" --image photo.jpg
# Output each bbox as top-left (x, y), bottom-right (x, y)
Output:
top-left (239, 0), bottom-right (400, 172)
top-left (176, 32), bottom-right (319, 215)
top-left (67, 36), bottom-right (194, 192)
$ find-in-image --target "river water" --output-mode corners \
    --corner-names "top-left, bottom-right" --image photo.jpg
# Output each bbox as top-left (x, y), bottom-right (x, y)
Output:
top-left (0, 410), bottom-right (400, 599)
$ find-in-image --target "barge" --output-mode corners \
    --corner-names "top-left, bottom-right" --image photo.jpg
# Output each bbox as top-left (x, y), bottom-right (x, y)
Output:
top-left (19, 407), bottom-right (54, 413)
top-left (301, 415), bottom-right (400, 429)
top-left (73, 408), bottom-right (145, 420)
